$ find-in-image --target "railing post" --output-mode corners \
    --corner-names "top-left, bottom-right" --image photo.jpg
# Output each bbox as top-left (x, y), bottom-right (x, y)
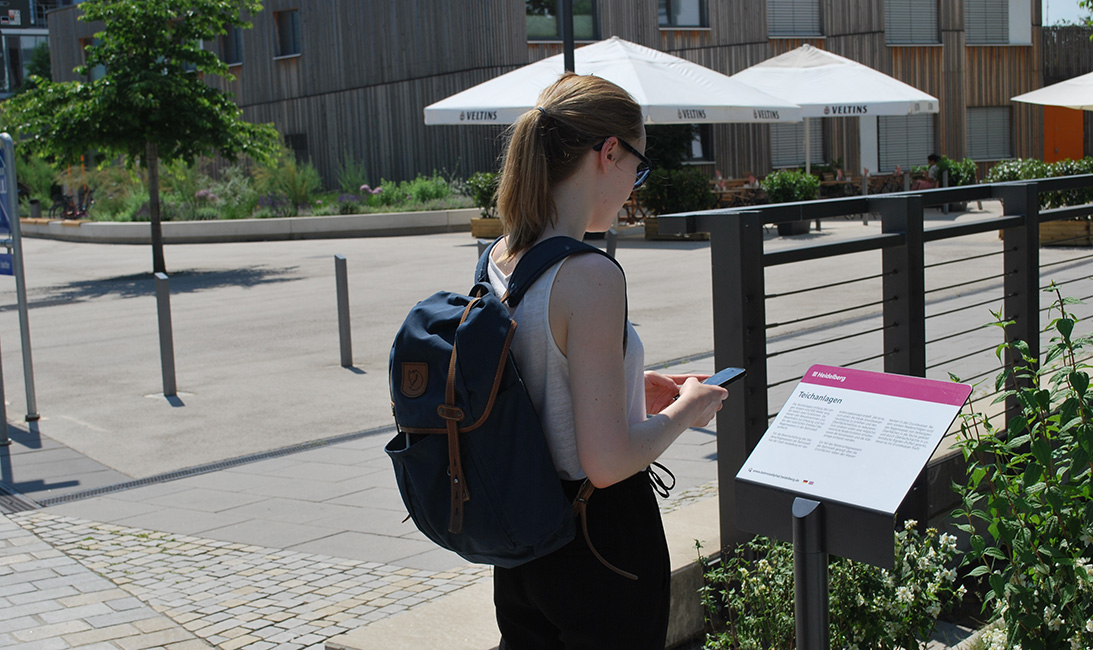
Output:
top-left (703, 211), bottom-right (767, 552)
top-left (874, 194), bottom-right (926, 377)
top-left (873, 194), bottom-right (928, 527)
top-left (997, 182), bottom-right (1041, 423)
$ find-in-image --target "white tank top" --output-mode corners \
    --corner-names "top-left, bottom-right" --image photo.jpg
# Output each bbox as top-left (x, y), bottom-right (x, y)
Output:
top-left (488, 250), bottom-right (646, 481)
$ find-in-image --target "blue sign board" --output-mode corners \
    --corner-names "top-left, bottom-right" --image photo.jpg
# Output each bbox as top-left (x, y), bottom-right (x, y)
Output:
top-left (0, 253), bottom-right (12, 276)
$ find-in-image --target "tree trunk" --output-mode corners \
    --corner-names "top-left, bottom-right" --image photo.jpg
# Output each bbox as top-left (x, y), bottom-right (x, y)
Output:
top-left (147, 140), bottom-right (166, 274)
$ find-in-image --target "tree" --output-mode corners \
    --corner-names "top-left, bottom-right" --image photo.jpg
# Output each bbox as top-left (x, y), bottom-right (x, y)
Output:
top-left (4, 0), bottom-right (280, 274)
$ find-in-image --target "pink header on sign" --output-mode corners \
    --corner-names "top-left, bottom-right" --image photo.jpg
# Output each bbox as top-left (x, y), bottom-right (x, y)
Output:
top-left (800, 364), bottom-right (971, 406)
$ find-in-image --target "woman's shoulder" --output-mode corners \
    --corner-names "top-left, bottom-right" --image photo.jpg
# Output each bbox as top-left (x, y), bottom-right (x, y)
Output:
top-left (553, 250), bottom-right (625, 306)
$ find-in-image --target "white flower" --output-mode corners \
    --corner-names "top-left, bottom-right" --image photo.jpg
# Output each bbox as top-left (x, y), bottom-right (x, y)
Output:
top-left (904, 519), bottom-right (918, 531)
top-left (896, 585), bottom-right (914, 604)
top-left (939, 532), bottom-right (958, 550)
top-left (1087, 619), bottom-right (1093, 633)
top-left (1080, 530), bottom-right (1093, 546)
top-left (926, 601), bottom-right (941, 618)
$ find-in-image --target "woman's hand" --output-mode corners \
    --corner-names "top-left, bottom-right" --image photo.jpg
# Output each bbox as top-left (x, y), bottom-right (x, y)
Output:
top-left (644, 371), bottom-right (710, 414)
top-left (673, 376), bottom-right (727, 428)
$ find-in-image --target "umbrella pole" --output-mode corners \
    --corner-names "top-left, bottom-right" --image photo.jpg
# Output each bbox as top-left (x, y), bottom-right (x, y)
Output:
top-left (562, 0), bottom-right (575, 72)
top-left (804, 117), bottom-right (811, 174)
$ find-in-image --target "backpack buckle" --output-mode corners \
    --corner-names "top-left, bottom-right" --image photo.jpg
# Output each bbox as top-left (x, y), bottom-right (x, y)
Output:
top-left (437, 405), bottom-right (464, 421)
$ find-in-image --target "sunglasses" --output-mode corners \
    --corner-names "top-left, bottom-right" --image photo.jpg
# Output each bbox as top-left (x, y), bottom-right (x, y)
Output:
top-left (594, 138), bottom-right (653, 189)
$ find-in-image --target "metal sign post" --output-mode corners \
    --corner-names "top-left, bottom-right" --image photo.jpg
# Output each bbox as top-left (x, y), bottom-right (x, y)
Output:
top-left (0, 133), bottom-right (38, 421)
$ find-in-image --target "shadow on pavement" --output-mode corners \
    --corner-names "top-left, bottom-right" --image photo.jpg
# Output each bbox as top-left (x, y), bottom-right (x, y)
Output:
top-left (0, 266), bottom-right (301, 311)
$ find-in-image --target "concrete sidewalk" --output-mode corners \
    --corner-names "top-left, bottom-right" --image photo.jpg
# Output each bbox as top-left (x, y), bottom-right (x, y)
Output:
top-left (1, 203), bottom-right (1089, 649)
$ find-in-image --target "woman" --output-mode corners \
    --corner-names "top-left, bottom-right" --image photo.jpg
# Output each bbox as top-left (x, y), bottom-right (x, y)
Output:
top-left (486, 73), bottom-right (728, 649)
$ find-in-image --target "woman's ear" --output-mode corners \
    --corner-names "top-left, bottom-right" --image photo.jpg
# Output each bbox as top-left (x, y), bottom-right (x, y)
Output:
top-left (597, 136), bottom-right (619, 169)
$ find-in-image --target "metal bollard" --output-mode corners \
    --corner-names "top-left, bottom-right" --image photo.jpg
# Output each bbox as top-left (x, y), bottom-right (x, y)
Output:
top-left (335, 255), bottom-right (352, 368)
top-left (606, 227), bottom-right (617, 258)
top-left (155, 273), bottom-right (177, 397)
top-left (477, 238), bottom-right (491, 257)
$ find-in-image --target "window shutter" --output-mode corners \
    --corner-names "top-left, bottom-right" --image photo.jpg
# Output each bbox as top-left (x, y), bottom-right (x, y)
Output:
top-left (771, 121), bottom-right (824, 168)
top-left (768, 0), bottom-right (821, 36)
top-left (966, 107), bottom-right (1011, 161)
top-left (878, 114), bottom-right (935, 173)
top-left (886, 0), bottom-right (939, 44)
top-left (966, 0), bottom-right (1008, 44)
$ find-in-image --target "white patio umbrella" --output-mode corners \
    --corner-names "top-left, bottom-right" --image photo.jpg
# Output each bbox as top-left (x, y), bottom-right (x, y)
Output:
top-left (729, 45), bottom-right (939, 173)
top-left (1012, 71), bottom-right (1093, 110)
top-left (424, 36), bottom-right (801, 125)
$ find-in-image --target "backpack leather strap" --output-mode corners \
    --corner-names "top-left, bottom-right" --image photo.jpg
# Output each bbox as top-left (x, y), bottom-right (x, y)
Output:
top-left (440, 296), bottom-right (478, 534)
top-left (571, 480), bottom-right (638, 581)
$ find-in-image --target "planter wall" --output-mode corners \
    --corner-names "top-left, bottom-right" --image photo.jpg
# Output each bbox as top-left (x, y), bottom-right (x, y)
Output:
top-left (1040, 219), bottom-right (1093, 246)
top-left (643, 216), bottom-right (710, 241)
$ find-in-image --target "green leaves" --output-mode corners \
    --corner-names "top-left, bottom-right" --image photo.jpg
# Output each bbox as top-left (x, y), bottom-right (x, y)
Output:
top-left (951, 291), bottom-right (1093, 649)
top-left (5, 0), bottom-right (278, 169)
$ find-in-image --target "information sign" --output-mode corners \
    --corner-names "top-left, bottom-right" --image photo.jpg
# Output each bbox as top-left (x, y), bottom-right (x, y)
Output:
top-left (738, 364), bottom-right (972, 514)
top-left (0, 253), bottom-right (12, 276)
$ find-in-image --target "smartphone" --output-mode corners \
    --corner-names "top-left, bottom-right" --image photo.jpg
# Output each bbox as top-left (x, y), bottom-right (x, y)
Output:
top-left (703, 367), bottom-right (745, 388)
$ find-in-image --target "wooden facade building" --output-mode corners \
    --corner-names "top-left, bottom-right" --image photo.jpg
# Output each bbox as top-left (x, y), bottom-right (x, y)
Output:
top-left (46, 0), bottom-right (1050, 186)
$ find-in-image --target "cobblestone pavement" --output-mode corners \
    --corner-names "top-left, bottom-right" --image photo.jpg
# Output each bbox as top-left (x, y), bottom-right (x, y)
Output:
top-left (5, 510), bottom-right (491, 650)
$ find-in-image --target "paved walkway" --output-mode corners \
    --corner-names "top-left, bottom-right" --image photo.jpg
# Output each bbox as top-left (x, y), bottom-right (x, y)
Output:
top-left (0, 203), bottom-right (1090, 649)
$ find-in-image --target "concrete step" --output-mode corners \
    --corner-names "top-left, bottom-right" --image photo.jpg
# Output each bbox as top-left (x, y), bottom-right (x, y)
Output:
top-left (326, 496), bottom-right (720, 650)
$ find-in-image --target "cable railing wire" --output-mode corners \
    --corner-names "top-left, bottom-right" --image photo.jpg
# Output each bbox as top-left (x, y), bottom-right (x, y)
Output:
top-left (767, 298), bottom-right (890, 330)
top-left (926, 344), bottom-right (999, 370)
top-left (925, 324), bottom-right (990, 346)
top-left (766, 324), bottom-right (890, 359)
top-left (1040, 252), bottom-right (1093, 270)
top-left (924, 248), bottom-right (1009, 269)
top-left (926, 294), bottom-right (1010, 320)
top-left (765, 271), bottom-right (890, 300)
top-left (924, 272), bottom-right (1010, 296)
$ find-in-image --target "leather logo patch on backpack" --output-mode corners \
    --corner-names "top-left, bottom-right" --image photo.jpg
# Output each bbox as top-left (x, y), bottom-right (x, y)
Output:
top-left (401, 362), bottom-right (428, 398)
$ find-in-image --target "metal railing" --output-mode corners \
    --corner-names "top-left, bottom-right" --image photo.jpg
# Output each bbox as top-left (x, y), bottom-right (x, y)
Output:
top-left (658, 174), bottom-right (1093, 549)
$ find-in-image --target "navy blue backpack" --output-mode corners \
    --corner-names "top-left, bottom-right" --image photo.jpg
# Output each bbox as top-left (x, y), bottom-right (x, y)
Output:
top-left (386, 236), bottom-right (622, 569)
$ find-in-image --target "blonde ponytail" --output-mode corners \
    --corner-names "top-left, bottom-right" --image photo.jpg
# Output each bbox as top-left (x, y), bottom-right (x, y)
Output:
top-left (497, 73), bottom-right (643, 257)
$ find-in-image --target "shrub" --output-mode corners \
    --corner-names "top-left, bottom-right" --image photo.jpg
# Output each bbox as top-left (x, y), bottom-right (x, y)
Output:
top-left (937, 156), bottom-right (978, 187)
top-left (701, 522), bottom-right (962, 649)
top-left (985, 157), bottom-right (1093, 209)
top-left (402, 172), bottom-right (451, 203)
top-left (255, 152), bottom-right (322, 215)
top-left (206, 163), bottom-right (259, 220)
top-left (638, 167), bottom-right (716, 215)
top-left (17, 152), bottom-right (57, 202)
top-left (952, 288), bottom-right (1093, 650)
top-left (465, 171), bottom-right (498, 218)
top-left (335, 152), bottom-right (368, 194)
top-left (761, 169), bottom-right (821, 204)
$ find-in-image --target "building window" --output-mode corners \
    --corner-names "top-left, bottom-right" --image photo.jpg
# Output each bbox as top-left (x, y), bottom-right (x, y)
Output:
top-left (966, 107), bottom-right (1011, 161)
top-left (658, 0), bottom-right (707, 27)
top-left (965, 0), bottom-right (1007, 43)
top-left (526, 0), bottom-right (596, 41)
top-left (878, 114), bottom-right (935, 173)
top-left (685, 125), bottom-right (714, 162)
top-left (886, 0), bottom-right (939, 44)
top-left (222, 25), bottom-right (243, 65)
top-left (275, 9), bottom-right (301, 57)
top-left (80, 37), bottom-right (106, 81)
top-left (770, 121), bottom-right (823, 168)
top-left (284, 133), bottom-right (309, 162)
top-left (768, 0), bottom-right (821, 37)
top-left (965, 0), bottom-right (1030, 44)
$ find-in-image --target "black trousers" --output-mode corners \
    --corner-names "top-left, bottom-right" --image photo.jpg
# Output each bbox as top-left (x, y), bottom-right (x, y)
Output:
top-left (494, 471), bottom-right (670, 650)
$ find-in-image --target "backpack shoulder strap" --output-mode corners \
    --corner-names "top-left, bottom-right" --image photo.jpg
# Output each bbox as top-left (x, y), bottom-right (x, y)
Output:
top-left (475, 236), bottom-right (621, 310)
